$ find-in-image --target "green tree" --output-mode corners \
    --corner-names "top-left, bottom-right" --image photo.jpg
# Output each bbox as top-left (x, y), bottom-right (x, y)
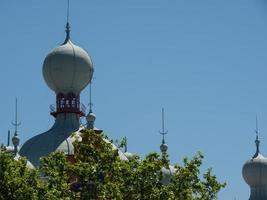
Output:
top-left (0, 129), bottom-right (225, 199)
top-left (42, 129), bottom-right (224, 200)
top-left (0, 148), bottom-right (40, 200)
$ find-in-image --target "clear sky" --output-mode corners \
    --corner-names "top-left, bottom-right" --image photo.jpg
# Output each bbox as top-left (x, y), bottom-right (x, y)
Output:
top-left (1, 0), bottom-right (267, 199)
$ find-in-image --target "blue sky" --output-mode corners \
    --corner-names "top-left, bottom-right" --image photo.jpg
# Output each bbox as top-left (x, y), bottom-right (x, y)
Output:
top-left (1, 0), bottom-right (267, 199)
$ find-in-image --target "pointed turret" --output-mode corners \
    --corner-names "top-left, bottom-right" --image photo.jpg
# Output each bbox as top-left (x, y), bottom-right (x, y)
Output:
top-left (86, 84), bottom-right (96, 129)
top-left (158, 108), bottom-right (176, 185)
top-left (159, 108), bottom-right (168, 157)
top-left (253, 116), bottom-right (260, 158)
top-left (11, 99), bottom-right (20, 155)
top-left (242, 117), bottom-right (267, 200)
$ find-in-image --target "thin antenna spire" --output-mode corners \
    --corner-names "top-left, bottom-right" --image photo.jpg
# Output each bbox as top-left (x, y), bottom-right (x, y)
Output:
top-left (11, 98), bottom-right (21, 136)
top-left (159, 108), bottom-right (168, 144)
top-left (89, 77), bottom-right (96, 113)
top-left (256, 115), bottom-right (259, 138)
top-left (89, 83), bottom-right (93, 113)
top-left (67, 0), bottom-right (70, 24)
top-left (86, 79), bottom-right (97, 129)
top-left (63, 0), bottom-right (71, 44)
top-left (253, 115), bottom-right (260, 158)
top-left (11, 99), bottom-right (20, 155)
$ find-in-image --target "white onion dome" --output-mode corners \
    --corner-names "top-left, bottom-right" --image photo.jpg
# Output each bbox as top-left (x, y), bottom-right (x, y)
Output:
top-left (243, 154), bottom-right (267, 187)
top-left (242, 137), bottom-right (267, 188)
top-left (43, 23), bottom-right (94, 95)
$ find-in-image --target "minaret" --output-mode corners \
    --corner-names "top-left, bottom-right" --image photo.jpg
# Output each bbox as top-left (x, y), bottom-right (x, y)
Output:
top-left (86, 83), bottom-right (96, 129)
top-left (242, 117), bottom-right (267, 200)
top-left (159, 108), bottom-right (175, 185)
top-left (20, 3), bottom-right (94, 166)
top-left (11, 99), bottom-right (20, 155)
top-left (159, 108), bottom-right (168, 158)
top-left (253, 116), bottom-right (260, 158)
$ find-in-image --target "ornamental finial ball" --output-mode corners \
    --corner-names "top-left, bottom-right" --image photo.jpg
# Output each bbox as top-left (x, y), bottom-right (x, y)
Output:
top-left (160, 143), bottom-right (168, 153)
top-left (12, 135), bottom-right (20, 146)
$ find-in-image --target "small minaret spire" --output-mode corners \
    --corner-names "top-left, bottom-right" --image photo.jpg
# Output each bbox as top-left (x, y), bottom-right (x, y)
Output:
top-left (253, 115), bottom-right (260, 158)
top-left (67, 0), bottom-right (70, 24)
top-left (11, 98), bottom-right (20, 155)
top-left (122, 137), bottom-right (128, 153)
top-left (63, 0), bottom-right (71, 44)
top-left (89, 83), bottom-right (93, 113)
top-left (159, 108), bottom-right (168, 144)
top-left (159, 108), bottom-right (168, 155)
top-left (11, 98), bottom-right (21, 136)
top-left (86, 82), bottom-right (96, 129)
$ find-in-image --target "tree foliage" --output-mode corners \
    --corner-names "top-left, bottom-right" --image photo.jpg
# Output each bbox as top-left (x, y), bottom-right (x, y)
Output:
top-left (0, 129), bottom-right (225, 199)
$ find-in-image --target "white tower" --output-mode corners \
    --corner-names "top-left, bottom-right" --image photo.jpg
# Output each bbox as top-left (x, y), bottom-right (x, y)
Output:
top-left (20, 21), bottom-right (94, 166)
top-left (242, 120), bottom-right (267, 200)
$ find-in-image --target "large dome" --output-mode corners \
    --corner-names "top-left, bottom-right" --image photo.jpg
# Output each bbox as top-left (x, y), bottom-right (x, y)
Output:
top-left (43, 38), bottom-right (93, 95)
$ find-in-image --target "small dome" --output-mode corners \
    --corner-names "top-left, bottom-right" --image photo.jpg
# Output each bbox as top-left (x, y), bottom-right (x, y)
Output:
top-left (86, 112), bottom-right (96, 122)
top-left (56, 127), bottom-right (128, 161)
top-left (160, 143), bottom-right (168, 153)
top-left (43, 39), bottom-right (94, 94)
top-left (56, 137), bottom-right (74, 155)
top-left (242, 153), bottom-right (267, 187)
top-left (161, 165), bottom-right (176, 185)
top-left (5, 146), bottom-right (14, 152)
top-left (124, 152), bottom-right (134, 159)
top-left (12, 135), bottom-right (20, 146)
top-left (14, 154), bottom-right (35, 169)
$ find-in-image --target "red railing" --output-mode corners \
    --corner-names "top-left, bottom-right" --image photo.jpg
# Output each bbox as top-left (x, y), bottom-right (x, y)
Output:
top-left (50, 93), bottom-right (86, 117)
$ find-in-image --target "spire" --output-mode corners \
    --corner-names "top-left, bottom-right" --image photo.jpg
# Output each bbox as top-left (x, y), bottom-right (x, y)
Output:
top-left (159, 108), bottom-right (168, 154)
top-left (122, 137), bottom-right (128, 153)
top-left (89, 83), bottom-right (93, 113)
top-left (86, 82), bottom-right (96, 129)
top-left (63, 0), bottom-right (71, 44)
top-left (11, 98), bottom-right (20, 136)
top-left (253, 116), bottom-right (260, 158)
top-left (11, 98), bottom-right (20, 155)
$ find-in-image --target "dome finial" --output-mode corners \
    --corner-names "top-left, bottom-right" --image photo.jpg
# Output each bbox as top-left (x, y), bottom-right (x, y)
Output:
top-left (253, 115), bottom-right (260, 158)
top-left (11, 98), bottom-right (21, 137)
top-left (89, 82), bottom-right (93, 113)
top-left (63, 0), bottom-right (71, 44)
top-left (159, 108), bottom-right (168, 154)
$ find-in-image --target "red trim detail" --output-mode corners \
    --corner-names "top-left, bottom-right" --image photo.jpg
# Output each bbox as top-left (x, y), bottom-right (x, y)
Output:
top-left (50, 93), bottom-right (86, 118)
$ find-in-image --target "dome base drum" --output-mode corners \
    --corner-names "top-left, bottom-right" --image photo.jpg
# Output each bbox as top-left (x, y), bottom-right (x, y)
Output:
top-left (50, 92), bottom-right (86, 118)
